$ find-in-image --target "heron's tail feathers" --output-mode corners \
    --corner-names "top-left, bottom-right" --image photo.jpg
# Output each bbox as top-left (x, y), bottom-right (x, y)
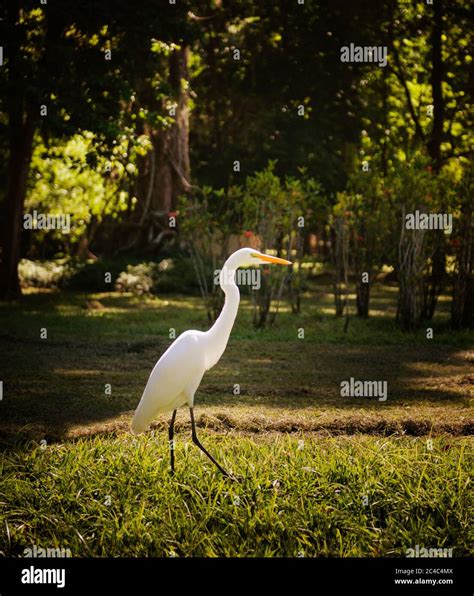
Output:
top-left (130, 398), bottom-right (155, 434)
top-left (130, 391), bottom-right (169, 434)
top-left (130, 390), bottom-right (187, 434)
top-left (130, 412), bottom-right (148, 434)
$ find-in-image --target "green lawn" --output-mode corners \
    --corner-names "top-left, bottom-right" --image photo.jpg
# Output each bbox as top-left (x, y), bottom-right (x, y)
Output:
top-left (0, 281), bottom-right (472, 556)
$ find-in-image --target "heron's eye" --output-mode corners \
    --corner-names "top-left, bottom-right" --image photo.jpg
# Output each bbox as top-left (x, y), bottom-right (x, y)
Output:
top-left (250, 252), bottom-right (260, 259)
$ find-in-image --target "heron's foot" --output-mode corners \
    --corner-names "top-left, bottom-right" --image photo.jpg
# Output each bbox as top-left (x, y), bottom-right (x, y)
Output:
top-left (223, 471), bottom-right (243, 483)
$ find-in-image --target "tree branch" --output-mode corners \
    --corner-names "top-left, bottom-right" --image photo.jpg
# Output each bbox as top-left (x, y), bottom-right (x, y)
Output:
top-left (388, 20), bottom-right (426, 143)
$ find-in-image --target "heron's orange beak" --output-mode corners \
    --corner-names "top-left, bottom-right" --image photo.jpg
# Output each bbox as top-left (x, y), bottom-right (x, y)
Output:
top-left (258, 254), bottom-right (292, 265)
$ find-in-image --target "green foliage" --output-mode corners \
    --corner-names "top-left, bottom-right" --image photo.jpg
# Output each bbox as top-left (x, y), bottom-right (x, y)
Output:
top-left (66, 259), bottom-right (130, 293)
top-left (26, 131), bottom-right (150, 254)
top-left (18, 257), bottom-right (128, 292)
top-left (241, 162), bottom-right (305, 244)
top-left (239, 163), bottom-right (324, 326)
top-left (178, 186), bottom-right (240, 322)
top-left (152, 256), bottom-right (203, 295)
top-left (190, 1), bottom-right (392, 191)
top-left (179, 164), bottom-right (326, 326)
top-left (354, 1), bottom-right (472, 172)
top-left (18, 255), bottom-right (204, 295)
top-left (28, 134), bottom-right (116, 247)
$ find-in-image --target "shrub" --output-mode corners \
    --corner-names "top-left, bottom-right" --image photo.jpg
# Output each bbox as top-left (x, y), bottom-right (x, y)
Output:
top-left (65, 259), bottom-right (128, 292)
top-left (115, 262), bottom-right (159, 295)
top-left (19, 255), bottom-right (203, 295)
top-left (18, 259), bottom-right (74, 288)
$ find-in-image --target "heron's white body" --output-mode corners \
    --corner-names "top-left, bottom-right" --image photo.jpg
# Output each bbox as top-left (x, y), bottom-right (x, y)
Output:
top-left (131, 332), bottom-right (206, 432)
top-left (131, 248), bottom-right (273, 434)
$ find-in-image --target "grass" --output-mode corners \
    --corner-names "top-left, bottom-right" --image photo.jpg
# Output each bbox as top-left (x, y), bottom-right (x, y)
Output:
top-left (0, 283), bottom-right (472, 442)
top-left (2, 435), bottom-right (472, 557)
top-left (0, 279), bottom-right (472, 557)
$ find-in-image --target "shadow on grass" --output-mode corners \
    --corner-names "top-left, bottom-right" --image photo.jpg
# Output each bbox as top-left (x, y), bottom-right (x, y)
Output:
top-left (0, 288), bottom-right (472, 444)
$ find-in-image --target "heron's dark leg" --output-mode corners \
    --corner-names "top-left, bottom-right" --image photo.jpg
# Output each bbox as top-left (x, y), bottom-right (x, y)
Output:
top-left (189, 407), bottom-right (230, 477)
top-left (168, 409), bottom-right (177, 475)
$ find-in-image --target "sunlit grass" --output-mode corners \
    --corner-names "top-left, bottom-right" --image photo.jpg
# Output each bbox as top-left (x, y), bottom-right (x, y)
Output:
top-left (1, 435), bottom-right (471, 557)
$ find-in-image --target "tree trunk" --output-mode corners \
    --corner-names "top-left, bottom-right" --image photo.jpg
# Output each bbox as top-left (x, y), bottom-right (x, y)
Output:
top-left (0, 118), bottom-right (36, 300)
top-left (427, 0), bottom-right (444, 173)
top-left (397, 207), bottom-right (426, 330)
top-left (0, 1), bottom-right (38, 300)
top-left (422, 230), bottom-right (445, 320)
top-left (356, 280), bottom-right (370, 317)
top-left (129, 46), bottom-right (191, 253)
top-left (0, 0), bottom-right (37, 299)
top-left (142, 46), bottom-right (191, 218)
top-left (451, 197), bottom-right (473, 329)
top-left (423, 0), bottom-right (446, 319)
top-left (331, 218), bottom-right (349, 318)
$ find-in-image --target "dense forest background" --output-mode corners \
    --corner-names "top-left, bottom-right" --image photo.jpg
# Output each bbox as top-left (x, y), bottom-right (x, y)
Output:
top-left (1, 0), bottom-right (472, 329)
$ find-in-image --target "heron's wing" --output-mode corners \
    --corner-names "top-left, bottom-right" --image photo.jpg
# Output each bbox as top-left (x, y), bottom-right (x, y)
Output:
top-left (131, 332), bottom-right (205, 432)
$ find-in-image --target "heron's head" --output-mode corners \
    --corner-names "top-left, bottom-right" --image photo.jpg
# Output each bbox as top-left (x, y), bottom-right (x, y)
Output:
top-left (231, 247), bottom-right (292, 268)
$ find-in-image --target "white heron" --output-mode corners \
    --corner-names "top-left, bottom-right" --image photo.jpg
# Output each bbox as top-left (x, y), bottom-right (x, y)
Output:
top-left (130, 247), bottom-right (292, 477)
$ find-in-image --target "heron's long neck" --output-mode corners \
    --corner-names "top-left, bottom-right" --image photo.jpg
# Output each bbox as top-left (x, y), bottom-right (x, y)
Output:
top-left (205, 264), bottom-right (240, 368)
